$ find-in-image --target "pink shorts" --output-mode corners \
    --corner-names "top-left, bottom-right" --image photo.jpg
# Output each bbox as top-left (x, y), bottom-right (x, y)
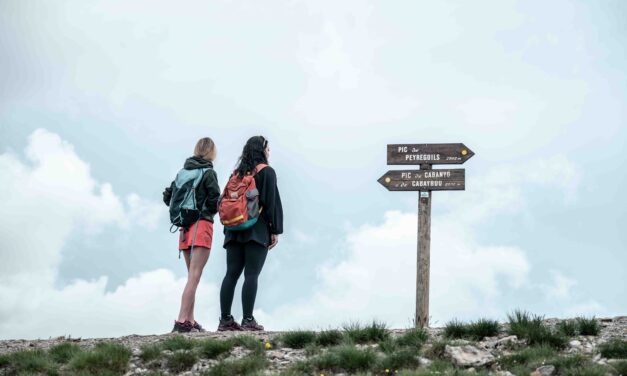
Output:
top-left (179, 220), bottom-right (213, 251)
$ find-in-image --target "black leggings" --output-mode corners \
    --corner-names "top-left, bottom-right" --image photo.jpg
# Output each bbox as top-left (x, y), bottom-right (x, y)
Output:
top-left (219, 241), bottom-right (268, 319)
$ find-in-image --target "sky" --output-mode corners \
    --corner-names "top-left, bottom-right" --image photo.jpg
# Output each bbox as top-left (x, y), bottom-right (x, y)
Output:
top-left (0, 0), bottom-right (626, 340)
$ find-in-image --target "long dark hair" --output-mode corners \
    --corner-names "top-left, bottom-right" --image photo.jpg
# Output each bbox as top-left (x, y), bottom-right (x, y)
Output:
top-left (234, 136), bottom-right (268, 178)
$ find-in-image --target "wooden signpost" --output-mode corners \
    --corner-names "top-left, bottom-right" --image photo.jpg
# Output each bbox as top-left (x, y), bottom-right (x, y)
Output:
top-left (378, 143), bottom-right (474, 328)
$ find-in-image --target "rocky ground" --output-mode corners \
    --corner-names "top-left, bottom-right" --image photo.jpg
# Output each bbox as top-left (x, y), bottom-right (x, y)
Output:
top-left (1, 316), bottom-right (626, 375)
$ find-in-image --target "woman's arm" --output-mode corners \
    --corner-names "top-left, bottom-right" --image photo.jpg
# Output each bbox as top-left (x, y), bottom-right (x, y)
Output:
top-left (203, 169), bottom-right (221, 215)
top-left (259, 167), bottom-right (283, 235)
top-left (163, 181), bottom-right (174, 206)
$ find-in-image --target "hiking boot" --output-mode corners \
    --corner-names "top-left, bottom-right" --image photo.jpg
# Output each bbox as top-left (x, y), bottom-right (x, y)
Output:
top-left (217, 315), bottom-right (243, 331)
top-left (241, 317), bottom-right (264, 331)
top-left (192, 321), bottom-right (206, 332)
top-left (171, 320), bottom-right (194, 333)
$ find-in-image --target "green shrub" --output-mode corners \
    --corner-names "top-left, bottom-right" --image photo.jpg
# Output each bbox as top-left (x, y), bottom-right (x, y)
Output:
top-left (197, 338), bottom-right (233, 359)
top-left (0, 354), bottom-right (8, 367)
top-left (378, 348), bottom-right (420, 370)
top-left (444, 319), bottom-right (467, 339)
top-left (378, 338), bottom-right (399, 354)
top-left (343, 321), bottom-right (389, 344)
top-left (139, 344), bottom-right (162, 362)
top-left (498, 345), bottom-right (556, 370)
top-left (467, 318), bottom-right (500, 340)
top-left (280, 360), bottom-right (314, 375)
top-left (316, 330), bottom-right (344, 347)
top-left (278, 330), bottom-right (317, 349)
top-left (562, 364), bottom-right (609, 376)
top-left (161, 335), bottom-right (195, 351)
top-left (507, 310), bottom-right (566, 349)
top-left (313, 345), bottom-right (378, 373)
top-left (230, 335), bottom-right (264, 354)
top-left (203, 354), bottom-right (267, 376)
top-left (609, 360), bottom-right (627, 376)
top-left (577, 317), bottom-right (600, 336)
top-left (427, 358), bottom-right (455, 372)
top-left (48, 342), bottom-right (83, 364)
top-left (423, 340), bottom-right (448, 359)
top-left (551, 354), bottom-right (599, 376)
top-left (600, 338), bottom-right (627, 359)
top-left (557, 320), bottom-right (578, 337)
top-left (70, 342), bottom-right (131, 374)
top-left (166, 351), bottom-right (198, 373)
top-left (396, 329), bottom-right (428, 349)
top-left (2, 349), bottom-right (57, 375)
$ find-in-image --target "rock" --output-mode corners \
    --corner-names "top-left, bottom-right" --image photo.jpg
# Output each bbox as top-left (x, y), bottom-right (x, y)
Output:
top-left (569, 340), bottom-right (582, 348)
top-left (445, 345), bottom-right (495, 367)
top-left (497, 335), bottom-right (518, 345)
top-left (495, 372), bottom-right (515, 376)
top-left (535, 365), bottom-right (556, 376)
top-left (419, 357), bottom-right (432, 367)
top-left (467, 367), bottom-right (476, 373)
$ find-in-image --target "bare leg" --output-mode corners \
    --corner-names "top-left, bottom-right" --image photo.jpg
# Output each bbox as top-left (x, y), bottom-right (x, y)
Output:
top-left (177, 247), bottom-right (210, 323)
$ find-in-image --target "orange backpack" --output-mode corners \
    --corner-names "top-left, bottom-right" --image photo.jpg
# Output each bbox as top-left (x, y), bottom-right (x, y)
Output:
top-left (218, 164), bottom-right (268, 231)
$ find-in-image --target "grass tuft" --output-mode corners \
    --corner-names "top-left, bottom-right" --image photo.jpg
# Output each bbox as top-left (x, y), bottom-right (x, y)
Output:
top-left (507, 310), bottom-right (567, 349)
top-left (467, 318), bottom-right (500, 340)
top-left (203, 354), bottom-right (267, 376)
top-left (599, 338), bottom-right (627, 359)
top-left (312, 345), bottom-right (378, 373)
top-left (230, 335), bottom-right (264, 354)
top-left (609, 360), bottom-right (627, 376)
top-left (378, 348), bottom-right (420, 370)
top-left (278, 330), bottom-right (317, 349)
top-left (557, 320), bottom-right (578, 337)
top-left (48, 342), bottom-right (82, 364)
top-left (576, 317), bottom-right (600, 336)
top-left (396, 329), bottom-right (428, 349)
top-left (343, 321), bottom-right (389, 344)
top-left (197, 338), bottom-right (234, 359)
top-left (316, 330), bottom-right (344, 347)
top-left (161, 335), bottom-right (195, 351)
top-left (498, 345), bottom-right (557, 370)
top-left (444, 319), bottom-right (467, 339)
top-left (1, 349), bottom-right (57, 375)
top-left (69, 342), bottom-right (131, 374)
top-left (140, 344), bottom-right (162, 363)
top-left (166, 350), bottom-right (198, 373)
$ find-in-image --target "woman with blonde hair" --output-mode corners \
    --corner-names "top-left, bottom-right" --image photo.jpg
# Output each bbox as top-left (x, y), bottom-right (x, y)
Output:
top-left (163, 137), bottom-right (220, 332)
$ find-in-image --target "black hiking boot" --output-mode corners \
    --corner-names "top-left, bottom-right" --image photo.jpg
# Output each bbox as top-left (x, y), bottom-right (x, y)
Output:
top-left (217, 315), bottom-right (243, 331)
top-left (241, 317), bottom-right (264, 331)
top-left (192, 321), bottom-right (206, 332)
top-left (171, 320), bottom-right (194, 333)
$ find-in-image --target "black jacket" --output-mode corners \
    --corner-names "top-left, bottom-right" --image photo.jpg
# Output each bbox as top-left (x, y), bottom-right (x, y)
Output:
top-left (223, 166), bottom-right (283, 248)
top-left (163, 157), bottom-right (220, 222)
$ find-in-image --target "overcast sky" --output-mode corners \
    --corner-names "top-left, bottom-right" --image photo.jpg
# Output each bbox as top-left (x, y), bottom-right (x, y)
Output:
top-left (1, 0), bottom-right (626, 339)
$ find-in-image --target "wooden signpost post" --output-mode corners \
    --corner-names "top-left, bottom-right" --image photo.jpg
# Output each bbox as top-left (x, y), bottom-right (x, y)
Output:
top-left (378, 143), bottom-right (474, 328)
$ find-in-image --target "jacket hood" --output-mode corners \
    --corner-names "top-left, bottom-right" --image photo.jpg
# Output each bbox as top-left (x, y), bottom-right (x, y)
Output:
top-left (184, 156), bottom-right (213, 170)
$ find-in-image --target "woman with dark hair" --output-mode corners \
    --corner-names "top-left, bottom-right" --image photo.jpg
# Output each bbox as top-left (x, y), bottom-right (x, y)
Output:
top-left (217, 136), bottom-right (283, 331)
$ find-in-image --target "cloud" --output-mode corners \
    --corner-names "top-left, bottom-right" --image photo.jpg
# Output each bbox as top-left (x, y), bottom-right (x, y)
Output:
top-left (0, 269), bottom-right (219, 339)
top-left (0, 129), bottom-right (201, 340)
top-left (543, 270), bottom-right (577, 300)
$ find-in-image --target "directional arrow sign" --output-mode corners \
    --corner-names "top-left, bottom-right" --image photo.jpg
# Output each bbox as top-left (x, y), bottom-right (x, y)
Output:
top-left (387, 143), bottom-right (474, 165)
top-left (378, 169), bottom-right (465, 191)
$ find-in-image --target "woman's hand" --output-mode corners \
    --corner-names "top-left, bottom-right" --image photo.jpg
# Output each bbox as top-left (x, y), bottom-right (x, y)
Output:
top-left (269, 234), bottom-right (279, 250)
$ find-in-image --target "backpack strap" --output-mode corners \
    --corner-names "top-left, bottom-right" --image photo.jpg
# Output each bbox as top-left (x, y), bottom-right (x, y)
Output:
top-left (253, 163), bottom-right (268, 175)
